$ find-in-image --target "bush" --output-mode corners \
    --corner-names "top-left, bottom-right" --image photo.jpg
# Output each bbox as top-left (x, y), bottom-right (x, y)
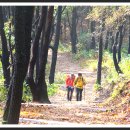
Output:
top-left (0, 86), bottom-right (7, 102)
top-left (58, 42), bottom-right (71, 53)
top-left (47, 83), bottom-right (59, 96)
top-left (54, 72), bottom-right (66, 84)
top-left (22, 82), bottom-right (32, 102)
top-left (78, 32), bottom-right (91, 51)
top-left (93, 83), bottom-right (102, 91)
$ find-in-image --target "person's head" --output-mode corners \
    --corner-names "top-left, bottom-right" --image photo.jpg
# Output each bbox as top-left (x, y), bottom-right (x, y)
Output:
top-left (71, 73), bottom-right (75, 78)
top-left (78, 73), bottom-right (82, 77)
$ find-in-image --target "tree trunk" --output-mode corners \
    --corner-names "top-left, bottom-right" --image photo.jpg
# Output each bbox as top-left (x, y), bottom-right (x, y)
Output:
top-left (27, 7), bottom-right (47, 102)
top-left (63, 18), bottom-right (67, 42)
top-left (128, 16), bottom-right (130, 54)
top-left (49, 6), bottom-right (62, 84)
top-left (118, 25), bottom-right (124, 63)
top-left (104, 31), bottom-right (109, 50)
top-left (90, 20), bottom-right (96, 50)
top-left (96, 33), bottom-right (103, 85)
top-left (113, 31), bottom-right (123, 74)
top-left (109, 31), bottom-right (114, 53)
top-left (90, 20), bottom-right (95, 33)
top-left (0, 7), bottom-right (10, 88)
top-left (3, 6), bottom-right (34, 124)
top-left (70, 7), bottom-right (77, 54)
top-left (90, 35), bottom-right (96, 50)
top-left (37, 6), bottom-right (54, 103)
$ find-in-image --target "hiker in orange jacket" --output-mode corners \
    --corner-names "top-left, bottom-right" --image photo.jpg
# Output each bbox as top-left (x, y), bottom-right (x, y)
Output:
top-left (65, 74), bottom-right (75, 101)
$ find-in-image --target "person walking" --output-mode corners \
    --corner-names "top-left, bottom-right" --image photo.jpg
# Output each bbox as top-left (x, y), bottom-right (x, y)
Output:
top-left (74, 73), bottom-right (86, 101)
top-left (65, 74), bottom-right (75, 101)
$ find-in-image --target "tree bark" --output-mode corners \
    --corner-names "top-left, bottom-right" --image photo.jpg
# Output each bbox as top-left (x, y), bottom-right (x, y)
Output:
top-left (49, 6), bottom-right (62, 84)
top-left (104, 31), bottom-right (109, 50)
top-left (128, 16), bottom-right (130, 54)
top-left (70, 7), bottom-right (77, 54)
top-left (96, 33), bottom-right (103, 85)
top-left (4, 6), bottom-right (34, 124)
top-left (118, 25), bottom-right (124, 63)
top-left (27, 7), bottom-right (47, 102)
top-left (90, 20), bottom-right (96, 50)
top-left (113, 31), bottom-right (123, 74)
top-left (0, 6), bottom-right (10, 88)
top-left (109, 31), bottom-right (114, 53)
top-left (90, 35), bottom-right (96, 50)
top-left (37, 6), bottom-right (54, 103)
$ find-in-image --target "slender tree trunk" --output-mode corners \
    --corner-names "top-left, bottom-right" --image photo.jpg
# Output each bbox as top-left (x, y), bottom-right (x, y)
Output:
top-left (96, 33), bottom-right (103, 85)
top-left (70, 7), bottom-right (77, 54)
top-left (49, 6), bottom-right (62, 84)
top-left (0, 7), bottom-right (10, 88)
top-left (128, 16), bottom-right (130, 54)
top-left (96, 12), bottom-right (106, 85)
top-left (63, 18), bottom-right (67, 42)
top-left (35, 7), bottom-right (40, 83)
top-left (90, 20), bottom-right (95, 33)
top-left (109, 31), bottom-right (114, 53)
top-left (118, 25), bottom-right (124, 63)
top-left (90, 35), bottom-right (96, 50)
top-left (104, 31), bottom-right (109, 50)
top-left (90, 20), bottom-right (96, 50)
top-left (113, 31), bottom-right (123, 74)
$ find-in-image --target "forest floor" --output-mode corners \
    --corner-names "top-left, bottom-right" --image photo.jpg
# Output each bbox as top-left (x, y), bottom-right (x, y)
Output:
top-left (1, 51), bottom-right (130, 127)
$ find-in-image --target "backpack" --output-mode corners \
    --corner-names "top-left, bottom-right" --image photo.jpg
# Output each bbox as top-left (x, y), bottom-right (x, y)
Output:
top-left (74, 77), bottom-right (85, 88)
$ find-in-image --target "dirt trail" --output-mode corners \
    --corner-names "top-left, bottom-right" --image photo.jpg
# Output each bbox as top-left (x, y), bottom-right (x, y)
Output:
top-left (19, 52), bottom-right (126, 127)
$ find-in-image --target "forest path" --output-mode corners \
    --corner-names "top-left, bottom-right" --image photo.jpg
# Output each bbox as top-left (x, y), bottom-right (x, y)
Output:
top-left (19, 51), bottom-right (128, 127)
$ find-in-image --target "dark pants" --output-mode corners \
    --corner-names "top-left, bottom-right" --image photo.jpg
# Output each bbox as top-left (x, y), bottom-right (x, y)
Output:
top-left (67, 86), bottom-right (74, 101)
top-left (76, 88), bottom-right (83, 101)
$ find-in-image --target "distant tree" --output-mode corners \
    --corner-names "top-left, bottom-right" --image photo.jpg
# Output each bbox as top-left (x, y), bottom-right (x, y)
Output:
top-left (128, 16), bottom-right (130, 54)
top-left (109, 31), bottom-right (114, 53)
top-left (113, 31), bottom-right (123, 74)
top-left (118, 25), bottom-right (124, 63)
top-left (71, 7), bottom-right (78, 53)
top-left (96, 33), bottom-right (103, 85)
top-left (104, 31), bottom-right (109, 50)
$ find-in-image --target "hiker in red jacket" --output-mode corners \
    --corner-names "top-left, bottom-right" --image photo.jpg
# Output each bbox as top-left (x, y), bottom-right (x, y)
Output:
top-left (65, 74), bottom-right (75, 101)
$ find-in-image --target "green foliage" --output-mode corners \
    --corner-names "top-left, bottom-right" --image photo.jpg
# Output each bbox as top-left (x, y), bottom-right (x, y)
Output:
top-left (78, 32), bottom-right (91, 51)
top-left (54, 72), bottom-right (66, 84)
top-left (47, 83), bottom-right (59, 96)
top-left (73, 50), bottom-right (96, 61)
top-left (85, 59), bottom-right (97, 71)
top-left (93, 83), bottom-right (102, 91)
top-left (119, 57), bottom-right (130, 79)
top-left (61, 6), bottom-right (73, 19)
top-left (0, 86), bottom-right (7, 102)
top-left (58, 42), bottom-right (71, 53)
top-left (111, 83), bottom-right (124, 99)
top-left (103, 53), bottom-right (130, 85)
top-left (4, 20), bottom-right (15, 45)
top-left (22, 82), bottom-right (32, 102)
top-left (0, 62), bottom-right (7, 102)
